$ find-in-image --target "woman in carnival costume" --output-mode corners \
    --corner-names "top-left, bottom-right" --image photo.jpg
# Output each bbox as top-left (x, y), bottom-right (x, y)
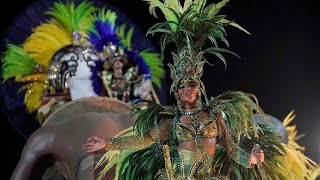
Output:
top-left (83, 0), bottom-right (318, 179)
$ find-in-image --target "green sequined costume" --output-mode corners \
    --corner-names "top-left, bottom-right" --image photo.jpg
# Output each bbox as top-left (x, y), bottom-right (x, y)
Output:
top-left (96, 92), bottom-right (315, 179)
top-left (95, 91), bottom-right (287, 179)
top-left (94, 0), bottom-right (316, 179)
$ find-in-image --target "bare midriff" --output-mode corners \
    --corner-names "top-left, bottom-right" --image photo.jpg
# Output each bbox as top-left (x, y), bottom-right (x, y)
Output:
top-left (178, 138), bottom-right (217, 155)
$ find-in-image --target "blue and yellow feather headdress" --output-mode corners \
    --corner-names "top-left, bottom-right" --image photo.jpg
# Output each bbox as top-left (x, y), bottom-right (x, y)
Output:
top-left (1, 0), bottom-right (164, 127)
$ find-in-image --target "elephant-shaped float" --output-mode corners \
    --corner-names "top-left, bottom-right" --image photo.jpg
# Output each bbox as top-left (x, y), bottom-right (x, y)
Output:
top-left (11, 97), bottom-right (135, 180)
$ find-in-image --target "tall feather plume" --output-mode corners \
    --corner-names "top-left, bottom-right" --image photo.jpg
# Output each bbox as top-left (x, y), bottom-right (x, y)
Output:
top-left (45, 0), bottom-right (97, 33)
top-left (95, 8), bottom-right (117, 26)
top-left (144, 0), bottom-right (251, 103)
top-left (146, 0), bottom-right (249, 66)
top-left (18, 1), bottom-right (97, 121)
top-left (90, 8), bottom-right (118, 36)
top-left (22, 20), bottom-right (72, 69)
top-left (116, 24), bottom-right (133, 48)
top-left (88, 9), bottom-right (120, 51)
top-left (143, 0), bottom-right (178, 31)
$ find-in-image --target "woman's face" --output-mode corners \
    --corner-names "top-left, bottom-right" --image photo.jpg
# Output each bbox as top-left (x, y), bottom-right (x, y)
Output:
top-left (177, 79), bottom-right (198, 105)
top-left (113, 59), bottom-right (124, 69)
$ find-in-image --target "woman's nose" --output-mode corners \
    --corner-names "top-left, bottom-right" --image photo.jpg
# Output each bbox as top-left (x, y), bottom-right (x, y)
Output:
top-left (185, 86), bottom-right (191, 91)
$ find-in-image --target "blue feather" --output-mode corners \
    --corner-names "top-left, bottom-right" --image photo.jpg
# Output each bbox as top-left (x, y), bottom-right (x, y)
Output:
top-left (124, 49), bottom-right (151, 76)
top-left (88, 20), bottom-right (120, 51)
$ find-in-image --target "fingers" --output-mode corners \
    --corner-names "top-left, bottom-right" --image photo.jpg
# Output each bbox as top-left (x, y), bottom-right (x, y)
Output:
top-left (254, 149), bottom-right (264, 162)
top-left (252, 148), bottom-right (263, 154)
top-left (249, 145), bottom-right (265, 164)
top-left (253, 150), bottom-right (264, 157)
top-left (82, 143), bottom-right (93, 148)
top-left (258, 150), bottom-right (265, 162)
top-left (83, 136), bottom-right (105, 153)
top-left (82, 146), bottom-right (93, 152)
top-left (82, 143), bottom-right (98, 152)
top-left (87, 136), bottom-right (98, 141)
top-left (82, 146), bottom-right (95, 153)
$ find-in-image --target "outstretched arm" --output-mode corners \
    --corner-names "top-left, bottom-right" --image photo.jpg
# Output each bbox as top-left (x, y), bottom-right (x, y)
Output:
top-left (216, 112), bottom-right (264, 168)
top-left (83, 118), bottom-right (172, 152)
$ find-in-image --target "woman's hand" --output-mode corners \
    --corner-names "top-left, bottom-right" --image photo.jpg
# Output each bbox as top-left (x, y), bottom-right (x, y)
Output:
top-left (82, 136), bottom-right (106, 152)
top-left (249, 144), bottom-right (265, 164)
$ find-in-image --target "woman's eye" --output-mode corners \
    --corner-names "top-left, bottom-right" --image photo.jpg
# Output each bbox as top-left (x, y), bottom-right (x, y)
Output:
top-left (189, 82), bottom-right (196, 87)
top-left (178, 84), bottom-right (185, 89)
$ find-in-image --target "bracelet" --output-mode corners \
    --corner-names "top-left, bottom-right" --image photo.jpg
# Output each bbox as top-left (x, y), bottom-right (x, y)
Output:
top-left (105, 138), bottom-right (113, 150)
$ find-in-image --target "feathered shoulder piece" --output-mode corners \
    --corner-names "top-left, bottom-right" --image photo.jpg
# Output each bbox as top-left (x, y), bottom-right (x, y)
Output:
top-left (214, 117), bottom-right (317, 180)
top-left (130, 100), bottom-right (176, 136)
top-left (208, 90), bottom-right (264, 142)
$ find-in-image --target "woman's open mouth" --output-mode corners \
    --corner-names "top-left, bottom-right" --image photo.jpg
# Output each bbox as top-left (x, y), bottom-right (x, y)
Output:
top-left (185, 92), bottom-right (191, 96)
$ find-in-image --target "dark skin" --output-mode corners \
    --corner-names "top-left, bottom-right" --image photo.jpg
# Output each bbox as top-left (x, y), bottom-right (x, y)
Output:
top-left (177, 80), bottom-right (217, 154)
top-left (178, 112), bottom-right (217, 155)
top-left (83, 79), bottom-right (264, 164)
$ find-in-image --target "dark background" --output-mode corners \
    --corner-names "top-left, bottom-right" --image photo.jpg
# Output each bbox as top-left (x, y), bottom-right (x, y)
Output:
top-left (1, 0), bottom-right (319, 179)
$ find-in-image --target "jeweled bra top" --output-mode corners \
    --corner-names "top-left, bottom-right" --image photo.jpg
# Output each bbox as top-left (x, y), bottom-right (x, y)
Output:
top-left (176, 112), bottom-right (219, 144)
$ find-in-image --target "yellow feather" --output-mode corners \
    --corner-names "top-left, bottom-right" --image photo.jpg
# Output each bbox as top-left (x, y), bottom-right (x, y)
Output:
top-left (281, 144), bottom-right (317, 179)
top-left (164, 0), bottom-right (182, 13)
top-left (95, 127), bottom-right (135, 180)
top-left (182, 0), bottom-right (193, 12)
top-left (22, 20), bottom-right (72, 70)
top-left (310, 165), bottom-right (320, 180)
top-left (143, 0), bottom-right (178, 31)
top-left (15, 73), bottom-right (47, 82)
top-left (22, 81), bottom-right (48, 113)
top-left (282, 110), bottom-right (305, 151)
top-left (214, 0), bottom-right (229, 13)
top-left (279, 111), bottom-right (319, 179)
top-left (283, 109), bottom-right (295, 126)
top-left (95, 127), bottom-right (134, 169)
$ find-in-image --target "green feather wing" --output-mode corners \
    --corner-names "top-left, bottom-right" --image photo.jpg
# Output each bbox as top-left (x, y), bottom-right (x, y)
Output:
top-left (213, 124), bottom-right (316, 179)
top-left (117, 144), bottom-right (165, 180)
top-left (1, 44), bottom-right (37, 80)
top-left (212, 126), bottom-right (284, 179)
top-left (95, 127), bottom-right (165, 180)
top-left (131, 100), bottom-right (175, 137)
top-left (210, 90), bottom-right (264, 142)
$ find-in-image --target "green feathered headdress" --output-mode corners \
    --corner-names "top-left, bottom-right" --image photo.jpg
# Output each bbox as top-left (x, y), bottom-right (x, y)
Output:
top-left (45, 0), bottom-right (97, 43)
top-left (144, 0), bottom-right (249, 102)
